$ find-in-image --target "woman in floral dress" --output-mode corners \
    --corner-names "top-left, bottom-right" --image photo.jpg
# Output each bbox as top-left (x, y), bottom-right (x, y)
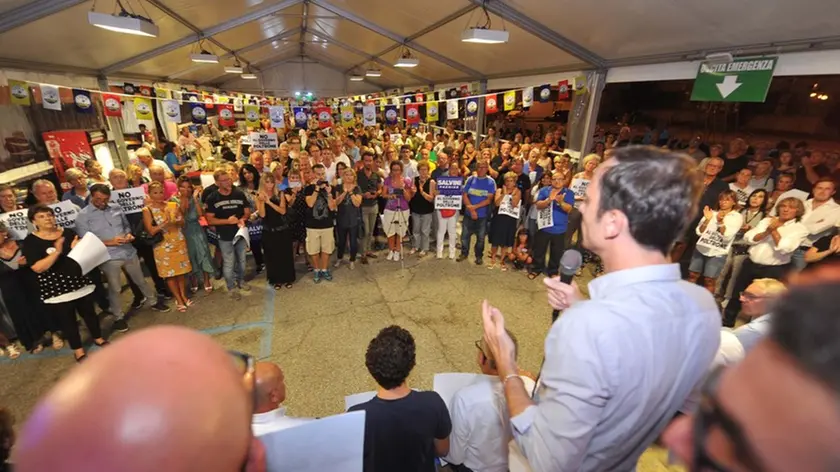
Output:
top-left (143, 181), bottom-right (192, 312)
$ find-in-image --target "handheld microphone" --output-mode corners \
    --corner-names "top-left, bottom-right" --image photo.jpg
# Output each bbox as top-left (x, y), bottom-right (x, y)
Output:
top-left (552, 249), bottom-right (583, 322)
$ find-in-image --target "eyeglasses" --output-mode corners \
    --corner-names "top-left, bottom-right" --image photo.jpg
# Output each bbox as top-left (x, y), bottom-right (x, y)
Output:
top-left (692, 365), bottom-right (766, 472)
top-left (228, 350), bottom-right (257, 413)
top-left (739, 291), bottom-right (765, 301)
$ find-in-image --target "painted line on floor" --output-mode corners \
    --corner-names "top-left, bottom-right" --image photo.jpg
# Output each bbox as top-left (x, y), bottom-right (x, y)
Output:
top-left (259, 283), bottom-right (276, 359)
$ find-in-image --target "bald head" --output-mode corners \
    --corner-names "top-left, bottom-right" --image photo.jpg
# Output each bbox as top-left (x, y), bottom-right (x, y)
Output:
top-left (15, 326), bottom-right (256, 472)
top-left (254, 362), bottom-right (286, 414)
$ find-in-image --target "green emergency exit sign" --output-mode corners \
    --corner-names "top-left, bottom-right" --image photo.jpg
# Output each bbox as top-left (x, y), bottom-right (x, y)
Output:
top-left (690, 57), bottom-right (778, 102)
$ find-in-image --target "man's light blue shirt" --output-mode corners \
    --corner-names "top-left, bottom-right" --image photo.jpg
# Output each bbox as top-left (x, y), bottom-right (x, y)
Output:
top-left (510, 264), bottom-right (720, 471)
top-left (75, 202), bottom-right (137, 261)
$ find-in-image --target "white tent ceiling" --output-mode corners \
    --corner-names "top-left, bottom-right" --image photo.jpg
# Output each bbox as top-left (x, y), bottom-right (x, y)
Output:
top-left (1, 0), bottom-right (839, 95)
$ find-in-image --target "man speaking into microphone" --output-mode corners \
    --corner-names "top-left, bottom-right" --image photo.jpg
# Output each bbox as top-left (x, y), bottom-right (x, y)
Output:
top-left (481, 146), bottom-right (721, 471)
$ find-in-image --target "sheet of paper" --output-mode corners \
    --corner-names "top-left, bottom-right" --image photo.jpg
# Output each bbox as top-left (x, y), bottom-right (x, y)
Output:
top-left (233, 224), bottom-right (250, 249)
top-left (433, 373), bottom-right (484, 412)
top-left (344, 391), bottom-right (376, 411)
top-left (0, 209), bottom-right (29, 240)
top-left (260, 411), bottom-right (366, 472)
top-left (199, 173), bottom-right (215, 190)
top-left (67, 232), bottom-right (111, 275)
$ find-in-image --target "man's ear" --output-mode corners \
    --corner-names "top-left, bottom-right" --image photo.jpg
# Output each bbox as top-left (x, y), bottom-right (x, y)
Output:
top-left (602, 209), bottom-right (627, 241)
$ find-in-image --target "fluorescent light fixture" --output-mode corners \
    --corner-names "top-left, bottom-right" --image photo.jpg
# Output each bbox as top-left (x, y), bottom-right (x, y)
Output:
top-left (460, 27), bottom-right (509, 44)
top-left (394, 57), bottom-right (419, 68)
top-left (190, 50), bottom-right (219, 63)
top-left (224, 63), bottom-right (243, 74)
top-left (240, 72), bottom-right (258, 79)
top-left (365, 68), bottom-right (382, 77)
top-left (349, 74), bottom-right (364, 81)
top-left (88, 11), bottom-right (159, 37)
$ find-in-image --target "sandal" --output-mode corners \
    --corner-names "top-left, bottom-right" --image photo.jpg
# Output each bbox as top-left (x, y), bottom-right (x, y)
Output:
top-left (94, 340), bottom-right (110, 347)
top-left (185, 299), bottom-right (194, 307)
top-left (51, 333), bottom-right (65, 350)
top-left (487, 261), bottom-right (497, 269)
top-left (274, 284), bottom-right (283, 290)
top-left (75, 354), bottom-right (87, 363)
top-left (31, 344), bottom-right (45, 355)
top-left (527, 272), bottom-right (539, 280)
top-left (6, 344), bottom-right (21, 359)
top-left (176, 304), bottom-right (187, 313)
top-left (284, 283), bottom-right (293, 289)
top-left (204, 284), bottom-right (214, 292)
top-left (501, 264), bottom-right (509, 272)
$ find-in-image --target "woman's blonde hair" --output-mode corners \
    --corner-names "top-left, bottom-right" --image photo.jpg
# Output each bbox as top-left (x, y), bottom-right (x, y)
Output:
top-left (582, 153), bottom-right (601, 168)
top-left (343, 168), bottom-right (358, 183)
top-left (126, 164), bottom-right (142, 179)
top-left (503, 171), bottom-right (517, 182)
top-left (259, 172), bottom-right (276, 194)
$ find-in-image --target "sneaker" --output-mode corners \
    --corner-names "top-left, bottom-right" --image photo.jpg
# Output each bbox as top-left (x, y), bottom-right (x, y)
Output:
top-left (112, 319), bottom-right (129, 333)
top-left (393, 252), bottom-right (401, 262)
top-left (418, 251), bottom-right (427, 257)
top-left (409, 248), bottom-right (417, 255)
top-left (239, 282), bottom-right (251, 292)
top-left (349, 261), bottom-right (355, 270)
top-left (334, 259), bottom-right (342, 268)
top-left (313, 271), bottom-right (322, 284)
top-left (229, 288), bottom-right (242, 300)
top-left (456, 255), bottom-right (467, 262)
top-left (449, 251), bottom-right (457, 260)
top-left (436, 252), bottom-right (443, 259)
top-left (255, 264), bottom-right (265, 274)
top-left (322, 270), bottom-right (333, 281)
top-left (131, 297), bottom-right (147, 310)
top-left (386, 251), bottom-right (395, 261)
top-left (150, 302), bottom-right (170, 313)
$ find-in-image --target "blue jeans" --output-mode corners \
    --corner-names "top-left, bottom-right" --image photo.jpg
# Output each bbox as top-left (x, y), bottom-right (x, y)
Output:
top-left (791, 247), bottom-right (807, 272)
top-left (461, 216), bottom-right (488, 261)
top-left (218, 238), bottom-right (247, 290)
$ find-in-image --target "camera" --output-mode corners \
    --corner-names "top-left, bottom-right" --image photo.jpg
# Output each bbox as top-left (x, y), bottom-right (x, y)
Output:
top-left (392, 188), bottom-right (404, 197)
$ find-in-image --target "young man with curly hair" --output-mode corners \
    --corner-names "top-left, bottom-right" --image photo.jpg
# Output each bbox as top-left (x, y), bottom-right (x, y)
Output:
top-left (349, 325), bottom-right (452, 472)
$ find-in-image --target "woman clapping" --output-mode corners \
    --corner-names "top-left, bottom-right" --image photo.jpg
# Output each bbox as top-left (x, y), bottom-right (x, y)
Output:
top-left (333, 168), bottom-right (363, 269)
top-left (257, 173), bottom-right (296, 289)
top-left (143, 182), bottom-right (192, 312)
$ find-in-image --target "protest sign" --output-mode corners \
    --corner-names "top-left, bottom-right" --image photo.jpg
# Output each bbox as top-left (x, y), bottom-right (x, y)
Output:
top-left (49, 200), bottom-right (80, 228)
top-left (249, 132), bottom-right (279, 150)
top-left (113, 187), bottom-right (146, 214)
top-left (0, 209), bottom-right (29, 240)
top-left (434, 176), bottom-right (463, 210)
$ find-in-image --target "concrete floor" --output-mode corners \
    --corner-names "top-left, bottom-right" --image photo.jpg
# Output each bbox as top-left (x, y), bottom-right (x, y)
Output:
top-left (0, 252), bottom-right (683, 472)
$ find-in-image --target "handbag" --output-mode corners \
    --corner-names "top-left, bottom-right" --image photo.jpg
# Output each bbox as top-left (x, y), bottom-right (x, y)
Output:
top-left (135, 207), bottom-right (164, 246)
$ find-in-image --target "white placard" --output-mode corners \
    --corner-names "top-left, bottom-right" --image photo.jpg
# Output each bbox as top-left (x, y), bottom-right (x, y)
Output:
top-left (344, 391), bottom-right (376, 411)
top-left (199, 173), bottom-right (216, 190)
top-left (434, 195), bottom-right (462, 211)
top-left (233, 98), bottom-right (244, 112)
top-left (446, 99), bottom-right (459, 119)
top-left (40, 84), bottom-right (61, 111)
top-left (269, 105), bottom-right (286, 129)
top-left (49, 201), bottom-right (80, 229)
top-left (0, 209), bottom-right (29, 240)
top-left (569, 178), bottom-right (589, 200)
top-left (497, 194), bottom-right (522, 219)
top-left (249, 132), bottom-right (279, 150)
top-left (260, 411), bottom-right (366, 472)
top-left (433, 373), bottom-right (483, 412)
top-left (537, 205), bottom-right (554, 230)
top-left (67, 232), bottom-right (111, 275)
top-left (233, 224), bottom-right (250, 249)
top-left (113, 187), bottom-right (146, 214)
top-left (522, 86), bottom-right (534, 108)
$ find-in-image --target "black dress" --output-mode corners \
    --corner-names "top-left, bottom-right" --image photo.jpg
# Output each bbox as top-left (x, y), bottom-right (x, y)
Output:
top-left (0, 244), bottom-right (46, 350)
top-left (263, 196), bottom-right (296, 285)
top-left (489, 194), bottom-right (519, 248)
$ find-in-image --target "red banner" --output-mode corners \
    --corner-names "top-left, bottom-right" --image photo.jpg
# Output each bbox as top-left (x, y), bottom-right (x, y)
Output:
top-left (414, 93), bottom-right (424, 104)
top-left (138, 86), bottom-right (153, 97)
top-left (485, 94), bottom-right (498, 114)
top-left (557, 80), bottom-right (570, 100)
top-left (217, 104), bottom-right (235, 127)
top-left (42, 130), bottom-right (93, 185)
top-left (315, 106), bottom-right (332, 128)
top-left (406, 103), bottom-right (420, 125)
top-left (101, 94), bottom-right (122, 117)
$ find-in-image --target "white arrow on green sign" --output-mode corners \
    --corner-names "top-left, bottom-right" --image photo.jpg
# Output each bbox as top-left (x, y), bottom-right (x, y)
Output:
top-left (690, 57), bottom-right (778, 103)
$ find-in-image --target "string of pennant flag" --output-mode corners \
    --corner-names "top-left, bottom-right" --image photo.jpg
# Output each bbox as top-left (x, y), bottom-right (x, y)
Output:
top-left (5, 76), bottom-right (589, 127)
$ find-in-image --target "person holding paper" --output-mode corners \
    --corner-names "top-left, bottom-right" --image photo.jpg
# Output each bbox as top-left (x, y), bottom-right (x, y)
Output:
top-left (349, 326), bottom-right (452, 472)
top-left (487, 172), bottom-right (522, 271)
top-left (529, 171), bottom-right (574, 279)
top-left (688, 189), bottom-right (743, 293)
top-left (23, 204), bottom-right (108, 362)
top-left (143, 182), bottom-right (193, 313)
top-left (205, 168), bottom-right (251, 299)
top-left (77, 184), bottom-right (170, 332)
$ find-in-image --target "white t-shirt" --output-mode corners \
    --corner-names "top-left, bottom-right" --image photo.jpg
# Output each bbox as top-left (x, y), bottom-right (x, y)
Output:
top-left (695, 210), bottom-right (744, 258)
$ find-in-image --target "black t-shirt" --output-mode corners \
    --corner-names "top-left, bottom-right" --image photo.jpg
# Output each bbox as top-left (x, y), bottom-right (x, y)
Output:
top-left (332, 185), bottom-right (361, 228)
top-left (720, 154), bottom-right (749, 180)
top-left (409, 177), bottom-right (435, 214)
top-left (304, 184), bottom-right (334, 229)
top-left (357, 171), bottom-right (382, 208)
top-left (204, 187), bottom-right (249, 241)
top-left (490, 155), bottom-right (504, 172)
top-left (810, 234), bottom-right (840, 269)
top-left (201, 184), bottom-right (219, 204)
top-left (349, 391), bottom-right (452, 472)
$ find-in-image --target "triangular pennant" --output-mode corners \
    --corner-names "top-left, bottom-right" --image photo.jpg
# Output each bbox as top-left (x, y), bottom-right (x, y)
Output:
top-left (155, 88), bottom-right (169, 99)
top-left (316, 106), bottom-right (332, 129)
top-left (574, 76), bottom-right (587, 95)
top-left (72, 89), bottom-right (93, 113)
top-left (123, 83), bottom-right (137, 95)
top-left (293, 107), bottom-right (307, 128)
top-left (244, 105), bottom-right (260, 128)
top-left (406, 103), bottom-right (420, 125)
top-left (340, 105), bottom-right (354, 128)
top-left (190, 103), bottom-right (207, 124)
top-left (139, 86), bottom-right (153, 97)
top-left (40, 85), bottom-right (61, 111)
top-left (162, 99), bottom-right (181, 123)
top-left (233, 98), bottom-right (244, 112)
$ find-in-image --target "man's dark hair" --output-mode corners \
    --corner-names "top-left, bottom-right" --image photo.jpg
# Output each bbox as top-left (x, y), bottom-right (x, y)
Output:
top-left (365, 325), bottom-right (416, 390)
top-left (597, 146), bottom-right (703, 256)
top-left (90, 183), bottom-right (111, 196)
top-left (362, 150), bottom-right (375, 159)
top-left (441, 146), bottom-right (454, 157)
top-left (306, 142), bottom-right (320, 153)
top-left (400, 145), bottom-right (411, 153)
top-left (771, 280), bottom-right (840, 395)
top-left (312, 163), bottom-right (326, 171)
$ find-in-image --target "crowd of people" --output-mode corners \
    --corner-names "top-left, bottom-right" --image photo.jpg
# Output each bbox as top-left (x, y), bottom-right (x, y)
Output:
top-left (3, 143), bottom-right (840, 472)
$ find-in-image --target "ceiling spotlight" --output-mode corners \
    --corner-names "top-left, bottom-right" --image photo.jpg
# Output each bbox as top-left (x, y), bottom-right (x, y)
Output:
top-left (365, 68), bottom-right (382, 77)
top-left (224, 60), bottom-right (244, 74)
top-left (810, 92), bottom-right (818, 98)
top-left (461, 4), bottom-right (508, 44)
top-left (190, 50), bottom-right (219, 63)
top-left (240, 67), bottom-right (258, 79)
top-left (349, 74), bottom-right (364, 81)
top-left (294, 91), bottom-right (301, 97)
top-left (461, 27), bottom-right (509, 44)
top-left (88, 8), bottom-right (159, 37)
top-left (394, 49), bottom-right (419, 68)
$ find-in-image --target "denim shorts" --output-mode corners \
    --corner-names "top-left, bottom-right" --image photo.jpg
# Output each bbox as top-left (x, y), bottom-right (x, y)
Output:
top-left (689, 250), bottom-right (727, 278)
